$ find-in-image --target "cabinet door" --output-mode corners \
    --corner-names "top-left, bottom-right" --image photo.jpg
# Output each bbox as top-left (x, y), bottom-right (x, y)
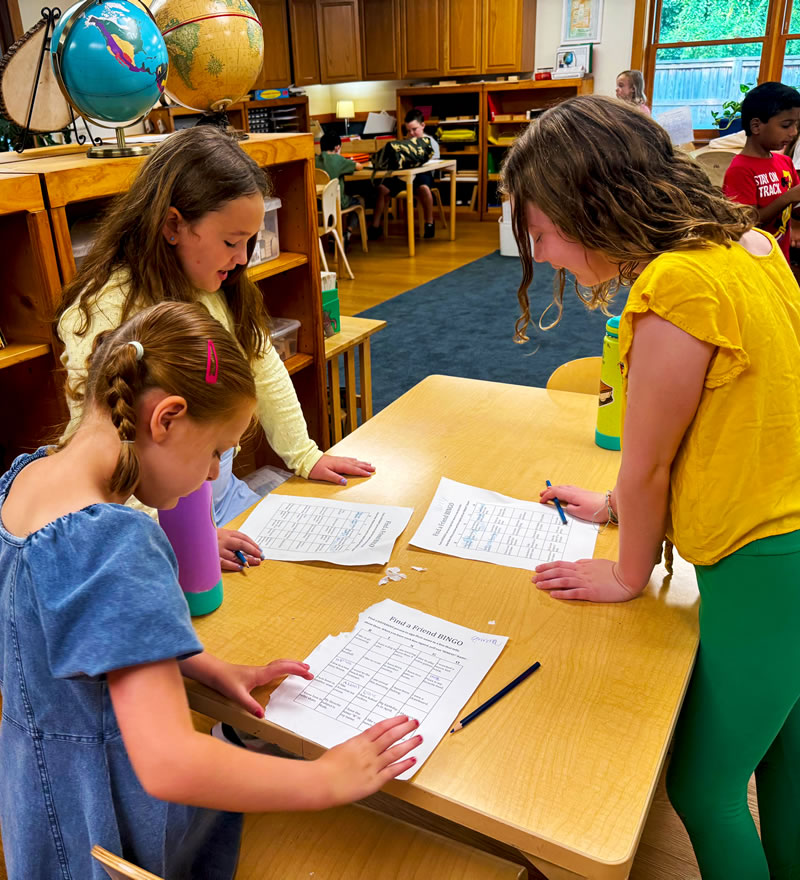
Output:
top-left (317, 0), bottom-right (363, 83)
top-left (446, 0), bottom-right (481, 75)
top-left (482, 0), bottom-right (535, 73)
top-left (360, 0), bottom-right (402, 80)
top-left (289, 0), bottom-right (321, 86)
top-left (402, 0), bottom-right (444, 78)
top-left (251, 0), bottom-right (292, 88)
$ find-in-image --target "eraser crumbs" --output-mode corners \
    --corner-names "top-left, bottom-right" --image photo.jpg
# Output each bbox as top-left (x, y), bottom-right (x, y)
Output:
top-left (488, 620), bottom-right (496, 625)
top-left (411, 566), bottom-right (427, 571)
top-left (378, 576), bottom-right (390, 585)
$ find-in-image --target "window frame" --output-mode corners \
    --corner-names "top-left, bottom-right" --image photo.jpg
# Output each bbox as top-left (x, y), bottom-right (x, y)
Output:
top-left (633, 0), bottom-right (798, 140)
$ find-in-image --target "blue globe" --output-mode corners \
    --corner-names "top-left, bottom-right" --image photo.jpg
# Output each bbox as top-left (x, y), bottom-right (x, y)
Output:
top-left (51, 0), bottom-right (168, 126)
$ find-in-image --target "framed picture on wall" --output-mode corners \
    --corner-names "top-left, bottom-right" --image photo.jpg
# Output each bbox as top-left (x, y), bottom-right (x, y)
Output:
top-left (561, 0), bottom-right (603, 44)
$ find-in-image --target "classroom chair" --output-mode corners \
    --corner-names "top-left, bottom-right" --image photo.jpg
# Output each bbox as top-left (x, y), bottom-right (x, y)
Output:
top-left (317, 178), bottom-right (354, 280)
top-left (316, 168), bottom-right (368, 253)
top-left (384, 183), bottom-right (449, 237)
top-left (546, 356), bottom-right (602, 395)
top-left (314, 167), bottom-right (330, 188)
top-left (91, 805), bottom-right (528, 879)
top-left (690, 148), bottom-right (739, 189)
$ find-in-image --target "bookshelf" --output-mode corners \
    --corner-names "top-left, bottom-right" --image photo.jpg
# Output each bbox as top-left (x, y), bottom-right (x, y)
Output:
top-left (246, 96), bottom-right (310, 134)
top-left (0, 172), bottom-right (66, 469)
top-left (0, 134), bottom-right (329, 473)
top-left (145, 101), bottom-right (250, 134)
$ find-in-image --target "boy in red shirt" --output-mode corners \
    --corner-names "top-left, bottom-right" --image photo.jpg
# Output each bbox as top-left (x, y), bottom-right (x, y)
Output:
top-left (724, 81), bottom-right (800, 263)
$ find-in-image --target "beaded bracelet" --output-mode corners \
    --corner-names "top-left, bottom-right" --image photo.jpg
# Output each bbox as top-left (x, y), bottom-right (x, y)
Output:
top-left (605, 490), bottom-right (619, 525)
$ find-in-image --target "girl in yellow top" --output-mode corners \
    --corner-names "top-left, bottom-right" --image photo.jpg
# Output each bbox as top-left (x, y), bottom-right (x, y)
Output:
top-left (501, 95), bottom-right (800, 878)
top-left (56, 127), bottom-right (373, 572)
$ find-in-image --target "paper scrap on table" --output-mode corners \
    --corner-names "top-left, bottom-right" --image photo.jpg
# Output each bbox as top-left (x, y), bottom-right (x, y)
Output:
top-left (240, 495), bottom-right (413, 566)
top-left (263, 598), bottom-right (507, 779)
top-left (409, 477), bottom-right (597, 572)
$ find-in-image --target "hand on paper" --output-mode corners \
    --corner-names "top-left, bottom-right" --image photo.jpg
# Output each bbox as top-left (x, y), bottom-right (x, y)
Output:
top-left (309, 454), bottom-right (375, 486)
top-left (317, 715), bottom-right (422, 803)
top-left (533, 558), bottom-right (641, 603)
top-left (217, 527), bottom-right (262, 571)
top-left (209, 659), bottom-right (314, 718)
top-left (539, 484), bottom-right (608, 523)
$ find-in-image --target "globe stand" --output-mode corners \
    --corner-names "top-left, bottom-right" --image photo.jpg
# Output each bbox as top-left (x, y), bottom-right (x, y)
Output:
top-left (194, 109), bottom-right (249, 141)
top-left (87, 126), bottom-right (156, 159)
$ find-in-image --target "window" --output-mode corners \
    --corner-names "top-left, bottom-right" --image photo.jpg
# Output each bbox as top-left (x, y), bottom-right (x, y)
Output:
top-left (638, 0), bottom-right (800, 136)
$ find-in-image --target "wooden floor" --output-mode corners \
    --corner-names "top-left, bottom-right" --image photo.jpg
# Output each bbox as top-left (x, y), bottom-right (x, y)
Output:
top-left (322, 218), bottom-right (762, 879)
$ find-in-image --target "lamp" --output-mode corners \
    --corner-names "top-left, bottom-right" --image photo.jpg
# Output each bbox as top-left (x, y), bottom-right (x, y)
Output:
top-left (336, 100), bottom-right (355, 135)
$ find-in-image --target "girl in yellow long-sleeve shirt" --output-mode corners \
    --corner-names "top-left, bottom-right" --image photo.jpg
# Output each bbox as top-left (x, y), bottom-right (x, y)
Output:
top-left (502, 95), bottom-right (800, 878)
top-left (56, 127), bottom-right (373, 572)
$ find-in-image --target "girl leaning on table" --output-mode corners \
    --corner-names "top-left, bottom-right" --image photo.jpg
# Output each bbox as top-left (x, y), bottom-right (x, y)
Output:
top-left (501, 95), bottom-right (800, 880)
top-left (0, 301), bottom-right (420, 880)
top-left (55, 126), bottom-right (373, 574)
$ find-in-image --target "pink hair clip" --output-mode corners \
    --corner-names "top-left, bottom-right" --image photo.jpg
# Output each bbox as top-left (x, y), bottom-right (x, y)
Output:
top-left (205, 339), bottom-right (218, 384)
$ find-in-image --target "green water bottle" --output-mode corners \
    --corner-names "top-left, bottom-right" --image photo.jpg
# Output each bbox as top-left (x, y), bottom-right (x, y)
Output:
top-left (595, 315), bottom-right (622, 450)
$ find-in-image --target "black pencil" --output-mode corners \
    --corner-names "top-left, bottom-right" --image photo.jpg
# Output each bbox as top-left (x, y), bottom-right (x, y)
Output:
top-left (450, 661), bottom-right (541, 733)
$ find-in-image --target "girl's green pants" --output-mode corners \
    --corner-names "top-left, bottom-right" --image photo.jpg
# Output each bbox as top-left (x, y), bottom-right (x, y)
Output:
top-left (667, 530), bottom-right (800, 879)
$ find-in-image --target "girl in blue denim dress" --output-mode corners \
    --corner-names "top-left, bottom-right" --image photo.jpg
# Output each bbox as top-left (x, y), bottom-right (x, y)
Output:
top-left (0, 302), bottom-right (420, 879)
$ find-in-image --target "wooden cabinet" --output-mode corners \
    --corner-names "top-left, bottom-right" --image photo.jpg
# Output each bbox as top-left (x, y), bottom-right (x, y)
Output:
top-left (0, 135), bottom-right (330, 471)
top-left (402, 0), bottom-right (444, 78)
top-left (446, 0), bottom-right (482, 76)
top-left (482, 0), bottom-right (536, 74)
top-left (146, 102), bottom-right (249, 134)
top-left (360, 0), bottom-right (402, 80)
top-left (289, 0), bottom-right (322, 85)
top-left (317, 0), bottom-right (362, 82)
top-left (251, 0), bottom-right (293, 88)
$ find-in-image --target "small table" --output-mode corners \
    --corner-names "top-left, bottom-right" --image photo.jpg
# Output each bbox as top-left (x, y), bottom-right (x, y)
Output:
top-left (325, 315), bottom-right (387, 442)
top-left (346, 159), bottom-right (458, 257)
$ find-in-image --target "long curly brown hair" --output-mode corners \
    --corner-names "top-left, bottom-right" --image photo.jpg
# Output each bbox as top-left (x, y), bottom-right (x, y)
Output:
top-left (499, 95), bottom-right (756, 341)
top-left (55, 127), bottom-right (271, 360)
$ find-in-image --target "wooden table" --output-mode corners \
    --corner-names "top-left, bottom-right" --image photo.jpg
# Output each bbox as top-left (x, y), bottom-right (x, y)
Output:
top-left (187, 375), bottom-right (699, 880)
top-left (346, 159), bottom-right (458, 257)
top-left (325, 315), bottom-right (387, 442)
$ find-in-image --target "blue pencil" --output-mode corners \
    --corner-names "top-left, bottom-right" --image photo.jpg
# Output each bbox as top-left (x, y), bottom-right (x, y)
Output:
top-left (546, 479), bottom-right (568, 525)
top-left (234, 549), bottom-right (250, 569)
top-left (450, 661), bottom-right (541, 733)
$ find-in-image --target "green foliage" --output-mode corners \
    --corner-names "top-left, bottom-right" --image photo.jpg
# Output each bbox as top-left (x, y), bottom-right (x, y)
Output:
top-left (710, 82), bottom-right (753, 127)
top-left (659, 0), bottom-right (768, 59)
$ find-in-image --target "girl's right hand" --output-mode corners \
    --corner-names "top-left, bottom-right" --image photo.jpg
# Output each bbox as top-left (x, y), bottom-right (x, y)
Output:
top-left (217, 527), bottom-right (263, 571)
top-left (539, 484), bottom-right (608, 523)
top-left (316, 715), bottom-right (421, 805)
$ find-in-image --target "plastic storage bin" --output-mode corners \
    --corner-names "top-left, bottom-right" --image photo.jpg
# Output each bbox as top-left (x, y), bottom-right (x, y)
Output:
top-left (249, 196), bottom-right (282, 266)
top-left (270, 316), bottom-right (300, 361)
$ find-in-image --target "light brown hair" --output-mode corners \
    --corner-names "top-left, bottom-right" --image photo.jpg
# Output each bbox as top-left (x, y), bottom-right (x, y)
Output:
top-left (81, 301), bottom-right (256, 496)
top-left (617, 70), bottom-right (648, 106)
top-left (55, 127), bottom-right (271, 361)
top-left (499, 95), bottom-right (755, 341)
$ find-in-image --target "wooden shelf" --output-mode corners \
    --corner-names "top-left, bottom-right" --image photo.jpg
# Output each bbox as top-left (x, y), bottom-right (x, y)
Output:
top-left (439, 149), bottom-right (479, 156)
top-left (247, 251), bottom-right (308, 282)
top-left (0, 342), bottom-right (51, 369)
top-left (488, 173), bottom-right (501, 180)
top-left (284, 352), bottom-right (314, 375)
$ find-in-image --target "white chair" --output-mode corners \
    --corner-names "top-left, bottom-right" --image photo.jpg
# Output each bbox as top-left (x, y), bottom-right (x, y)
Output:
top-left (690, 148), bottom-right (740, 189)
top-left (317, 178), bottom-right (354, 280)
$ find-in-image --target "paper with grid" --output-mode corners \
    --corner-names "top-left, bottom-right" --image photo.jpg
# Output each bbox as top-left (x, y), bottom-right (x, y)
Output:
top-left (263, 599), bottom-right (508, 779)
top-left (240, 495), bottom-right (413, 566)
top-left (409, 477), bottom-right (597, 572)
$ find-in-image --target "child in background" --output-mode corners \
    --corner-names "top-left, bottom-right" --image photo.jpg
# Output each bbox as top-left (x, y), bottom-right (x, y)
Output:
top-left (615, 70), bottom-right (650, 114)
top-left (369, 109), bottom-right (440, 240)
top-left (315, 131), bottom-right (365, 248)
top-left (56, 127), bottom-right (374, 573)
top-left (724, 81), bottom-right (800, 265)
top-left (502, 95), bottom-right (800, 879)
top-left (0, 301), bottom-right (420, 879)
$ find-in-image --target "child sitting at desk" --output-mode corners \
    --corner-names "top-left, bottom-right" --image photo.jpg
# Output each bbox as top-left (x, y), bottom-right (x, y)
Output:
top-left (0, 301), bottom-right (421, 879)
top-left (503, 94), bottom-right (800, 879)
top-left (615, 70), bottom-right (650, 114)
top-left (369, 109), bottom-right (440, 241)
top-left (316, 131), bottom-right (365, 248)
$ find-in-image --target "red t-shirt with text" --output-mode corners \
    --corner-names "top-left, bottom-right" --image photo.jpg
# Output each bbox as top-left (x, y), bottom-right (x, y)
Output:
top-left (724, 152), bottom-right (799, 262)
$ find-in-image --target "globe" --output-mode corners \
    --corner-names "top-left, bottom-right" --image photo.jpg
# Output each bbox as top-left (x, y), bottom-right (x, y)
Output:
top-left (150, 0), bottom-right (264, 113)
top-left (51, 0), bottom-right (168, 127)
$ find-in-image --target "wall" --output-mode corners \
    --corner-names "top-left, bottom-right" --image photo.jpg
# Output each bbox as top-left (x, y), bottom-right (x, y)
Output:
top-left (306, 79), bottom-right (413, 116)
top-left (535, 0), bottom-right (636, 100)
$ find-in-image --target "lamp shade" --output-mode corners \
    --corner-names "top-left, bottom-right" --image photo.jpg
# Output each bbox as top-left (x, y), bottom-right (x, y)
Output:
top-left (336, 100), bottom-right (355, 119)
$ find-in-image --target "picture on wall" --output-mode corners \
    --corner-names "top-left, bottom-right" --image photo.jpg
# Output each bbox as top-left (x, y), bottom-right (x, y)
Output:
top-left (561, 0), bottom-right (603, 44)
top-left (554, 44), bottom-right (592, 77)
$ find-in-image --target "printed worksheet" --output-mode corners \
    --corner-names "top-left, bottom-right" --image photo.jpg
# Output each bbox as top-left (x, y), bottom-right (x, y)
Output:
top-left (263, 599), bottom-right (508, 779)
top-left (240, 495), bottom-right (414, 566)
top-left (409, 477), bottom-right (597, 571)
